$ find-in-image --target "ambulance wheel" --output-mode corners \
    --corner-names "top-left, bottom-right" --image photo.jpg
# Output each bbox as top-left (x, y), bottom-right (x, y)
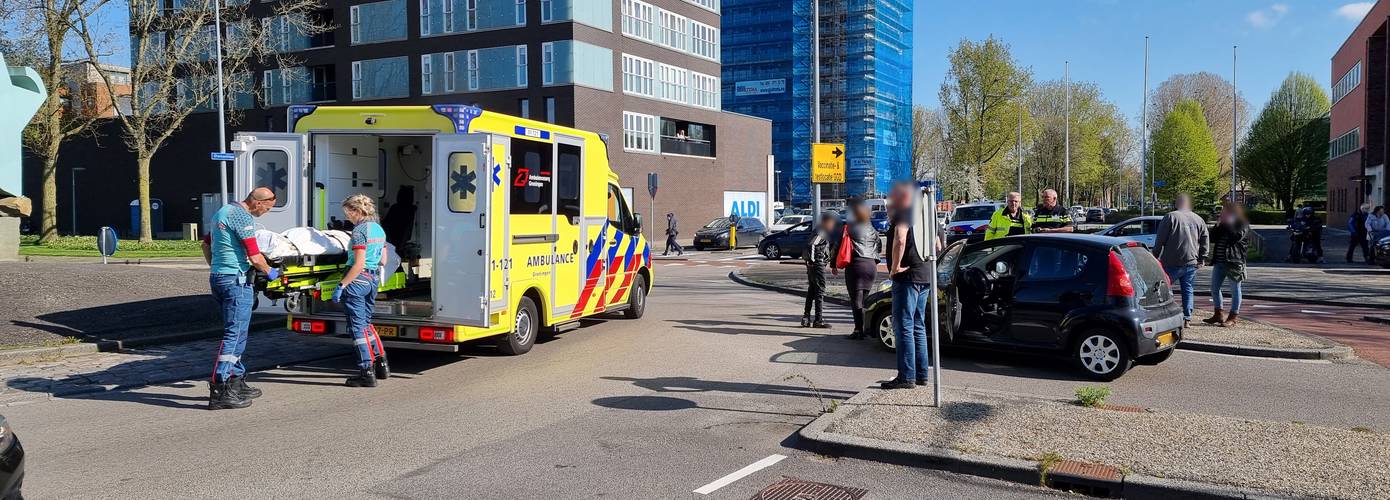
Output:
top-left (373, 356), bottom-right (390, 379)
top-left (624, 275), bottom-right (647, 319)
top-left (497, 296), bottom-right (538, 355)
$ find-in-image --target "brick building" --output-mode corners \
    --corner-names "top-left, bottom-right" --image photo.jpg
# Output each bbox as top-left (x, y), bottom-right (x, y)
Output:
top-left (60, 62), bottom-right (132, 118)
top-left (1329, 0), bottom-right (1390, 225)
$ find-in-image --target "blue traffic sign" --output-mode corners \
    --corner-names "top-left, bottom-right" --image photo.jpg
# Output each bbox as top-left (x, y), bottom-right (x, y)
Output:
top-left (210, 152), bottom-right (235, 162)
top-left (1153, 180), bottom-right (1167, 187)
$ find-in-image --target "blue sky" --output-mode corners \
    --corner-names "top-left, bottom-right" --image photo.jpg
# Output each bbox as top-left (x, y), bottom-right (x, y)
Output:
top-left (913, 0), bottom-right (1376, 122)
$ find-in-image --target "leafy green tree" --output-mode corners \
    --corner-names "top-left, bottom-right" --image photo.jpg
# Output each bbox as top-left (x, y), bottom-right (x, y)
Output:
top-left (1023, 80), bottom-right (1131, 206)
top-left (1236, 72), bottom-right (1330, 215)
top-left (1151, 99), bottom-right (1221, 204)
top-left (939, 36), bottom-right (1032, 199)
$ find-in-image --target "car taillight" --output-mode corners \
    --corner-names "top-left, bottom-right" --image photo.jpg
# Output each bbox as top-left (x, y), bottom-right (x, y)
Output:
top-left (1107, 251), bottom-right (1135, 298)
top-left (292, 319), bottom-right (326, 334)
top-left (419, 327), bottom-right (455, 343)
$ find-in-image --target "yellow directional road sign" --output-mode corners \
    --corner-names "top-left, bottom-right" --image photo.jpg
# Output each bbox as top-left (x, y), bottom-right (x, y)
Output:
top-left (811, 143), bottom-right (846, 184)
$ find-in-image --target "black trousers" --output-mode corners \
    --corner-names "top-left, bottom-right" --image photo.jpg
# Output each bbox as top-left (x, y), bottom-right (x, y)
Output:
top-left (664, 235), bottom-right (682, 255)
top-left (804, 265), bottom-right (826, 319)
top-left (1348, 233), bottom-right (1371, 262)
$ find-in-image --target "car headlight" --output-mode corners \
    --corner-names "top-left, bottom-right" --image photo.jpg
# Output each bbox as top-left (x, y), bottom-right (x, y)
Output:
top-left (877, 280), bottom-right (893, 292)
top-left (0, 416), bottom-right (13, 449)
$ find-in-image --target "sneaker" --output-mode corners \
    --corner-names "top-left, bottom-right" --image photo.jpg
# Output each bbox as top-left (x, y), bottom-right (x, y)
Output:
top-left (812, 320), bottom-right (830, 329)
top-left (880, 378), bottom-right (915, 390)
top-left (800, 317), bottom-right (811, 328)
top-left (915, 379), bottom-right (928, 386)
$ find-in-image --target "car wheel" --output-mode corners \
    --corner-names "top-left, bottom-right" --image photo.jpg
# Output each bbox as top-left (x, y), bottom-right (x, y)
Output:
top-left (763, 243), bottom-right (781, 260)
top-left (1136, 347), bottom-right (1175, 366)
top-left (496, 296), bottom-right (538, 355)
top-left (1074, 330), bottom-right (1132, 381)
top-left (869, 307), bottom-right (895, 351)
top-left (623, 274), bottom-right (647, 319)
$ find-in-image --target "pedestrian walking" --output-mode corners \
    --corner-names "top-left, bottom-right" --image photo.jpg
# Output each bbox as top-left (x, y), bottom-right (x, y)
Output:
top-left (882, 182), bottom-right (932, 390)
top-left (839, 199), bottom-right (881, 340)
top-left (801, 212), bottom-right (836, 328)
top-left (1367, 205), bottom-right (1390, 244)
top-left (1348, 204), bottom-right (1371, 264)
top-left (1203, 201), bottom-right (1249, 327)
top-left (202, 187), bottom-right (281, 410)
top-left (333, 194), bottom-right (390, 388)
top-left (1152, 193), bottom-right (1209, 327)
top-left (662, 212), bottom-right (682, 256)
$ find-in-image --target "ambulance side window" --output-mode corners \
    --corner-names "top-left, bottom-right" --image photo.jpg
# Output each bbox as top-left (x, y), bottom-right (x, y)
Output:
top-left (556, 143), bottom-right (581, 221)
top-left (607, 185), bottom-right (636, 234)
top-left (510, 138), bottom-right (553, 215)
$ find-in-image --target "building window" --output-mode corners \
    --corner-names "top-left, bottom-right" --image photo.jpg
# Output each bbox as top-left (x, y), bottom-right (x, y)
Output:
top-left (466, 0), bottom-right (477, 30)
top-left (660, 117), bottom-right (716, 157)
top-left (690, 71), bottom-right (717, 109)
top-left (542, 42), bottom-right (555, 84)
top-left (1333, 61), bottom-right (1362, 104)
top-left (516, 45), bottom-right (528, 87)
top-left (622, 54), bottom-right (654, 97)
top-left (351, 61), bottom-right (362, 99)
top-left (443, 0), bottom-right (454, 32)
top-left (349, 0), bottom-right (408, 45)
top-left (444, 52), bottom-right (457, 92)
top-left (683, 0), bottom-right (716, 13)
top-left (515, 0), bottom-right (527, 25)
top-left (420, 0), bottom-right (431, 35)
top-left (519, 98), bottom-right (530, 118)
top-left (658, 10), bottom-right (686, 52)
top-left (545, 96), bottom-right (556, 123)
top-left (349, 5), bottom-right (361, 43)
top-left (466, 50), bottom-right (479, 90)
top-left (690, 21), bottom-right (718, 61)
top-left (623, 111), bottom-right (657, 153)
top-left (350, 57), bottom-right (410, 100)
top-left (657, 63), bottom-right (687, 103)
top-left (1331, 128), bottom-right (1360, 160)
top-left (621, 0), bottom-right (654, 41)
top-left (540, 0), bottom-right (553, 21)
top-left (421, 54), bottom-right (433, 94)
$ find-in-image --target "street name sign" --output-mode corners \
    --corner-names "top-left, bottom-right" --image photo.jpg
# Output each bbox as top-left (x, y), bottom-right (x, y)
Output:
top-left (210, 152), bottom-right (235, 162)
top-left (811, 143), bottom-right (846, 184)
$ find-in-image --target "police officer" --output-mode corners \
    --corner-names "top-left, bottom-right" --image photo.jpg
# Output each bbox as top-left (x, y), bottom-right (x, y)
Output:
top-left (985, 191), bottom-right (1030, 240)
top-left (1031, 188), bottom-right (1074, 233)
top-left (202, 187), bottom-right (280, 410)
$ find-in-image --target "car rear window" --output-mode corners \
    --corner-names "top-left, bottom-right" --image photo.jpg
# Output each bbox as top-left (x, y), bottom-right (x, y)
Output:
top-left (1116, 246), bottom-right (1168, 304)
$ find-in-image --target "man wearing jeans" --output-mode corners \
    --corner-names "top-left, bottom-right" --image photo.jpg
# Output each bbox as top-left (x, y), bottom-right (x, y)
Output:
top-left (1152, 194), bottom-right (1209, 327)
top-left (202, 187), bottom-right (280, 410)
top-left (883, 182), bottom-right (934, 390)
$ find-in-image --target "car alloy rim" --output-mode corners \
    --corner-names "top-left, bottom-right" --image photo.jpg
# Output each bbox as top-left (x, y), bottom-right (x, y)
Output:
top-left (1079, 335), bottom-right (1119, 374)
top-left (514, 308), bottom-right (533, 345)
top-left (879, 315), bottom-right (894, 349)
top-left (765, 244), bottom-right (779, 258)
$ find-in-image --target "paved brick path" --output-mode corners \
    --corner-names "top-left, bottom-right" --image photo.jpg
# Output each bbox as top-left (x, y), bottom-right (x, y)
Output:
top-left (1, 329), bottom-right (343, 406)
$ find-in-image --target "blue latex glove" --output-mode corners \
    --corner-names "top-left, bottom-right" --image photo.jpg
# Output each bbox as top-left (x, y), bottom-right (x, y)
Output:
top-left (266, 268), bottom-right (281, 281)
top-left (331, 285), bottom-right (344, 303)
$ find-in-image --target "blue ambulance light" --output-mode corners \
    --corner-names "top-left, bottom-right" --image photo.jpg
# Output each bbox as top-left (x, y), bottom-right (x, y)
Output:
top-left (431, 104), bottom-right (483, 133)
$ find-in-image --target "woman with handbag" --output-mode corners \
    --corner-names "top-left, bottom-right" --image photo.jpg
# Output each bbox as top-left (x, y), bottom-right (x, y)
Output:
top-left (837, 199), bottom-right (882, 340)
top-left (1202, 201), bottom-right (1249, 327)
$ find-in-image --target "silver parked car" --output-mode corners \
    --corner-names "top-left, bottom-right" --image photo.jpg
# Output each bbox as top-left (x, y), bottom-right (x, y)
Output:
top-left (1098, 216), bottom-right (1163, 248)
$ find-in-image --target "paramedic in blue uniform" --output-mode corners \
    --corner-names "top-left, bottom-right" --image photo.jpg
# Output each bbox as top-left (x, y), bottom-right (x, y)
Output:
top-left (333, 194), bottom-right (388, 388)
top-left (202, 187), bottom-right (280, 410)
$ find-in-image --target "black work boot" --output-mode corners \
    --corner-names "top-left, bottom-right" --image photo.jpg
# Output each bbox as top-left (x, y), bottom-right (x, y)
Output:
top-left (345, 367), bottom-right (378, 388)
top-left (229, 375), bottom-right (262, 399)
top-left (208, 380), bottom-right (253, 410)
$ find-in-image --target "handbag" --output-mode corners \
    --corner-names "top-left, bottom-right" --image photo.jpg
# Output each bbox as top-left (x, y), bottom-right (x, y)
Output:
top-left (833, 225), bottom-right (853, 269)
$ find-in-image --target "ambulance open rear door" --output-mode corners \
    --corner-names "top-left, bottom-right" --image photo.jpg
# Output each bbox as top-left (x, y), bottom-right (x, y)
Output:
top-left (230, 132), bottom-right (309, 233)
top-left (432, 133), bottom-right (496, 327)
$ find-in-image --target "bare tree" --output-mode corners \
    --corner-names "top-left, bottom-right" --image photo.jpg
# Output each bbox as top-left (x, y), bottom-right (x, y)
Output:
top-left (77, 0), bottom-right (327, 242)
top-left (1147, 72), bottom-right (1249, 181)
top-left (9, 0), bottom-right (111, 243)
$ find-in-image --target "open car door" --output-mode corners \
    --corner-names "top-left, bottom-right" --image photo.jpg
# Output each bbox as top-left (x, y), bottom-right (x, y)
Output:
top-left (432, 133), bottom-right (493, 327)
top-left (230, 133), bottom-right (309, 233)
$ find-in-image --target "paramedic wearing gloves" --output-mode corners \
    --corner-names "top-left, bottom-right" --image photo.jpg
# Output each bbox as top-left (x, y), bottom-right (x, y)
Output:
top-left (333, 194), bottom-right (388, 388)
top-left (202, 187), bottom-right (280, 410)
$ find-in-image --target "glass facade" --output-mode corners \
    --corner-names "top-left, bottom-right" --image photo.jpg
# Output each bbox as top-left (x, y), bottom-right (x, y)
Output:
top-left (540, 0), bottom-right (614, 31)
top-left (352, 56), bottom-right (411, 100)
top-left (351, 0), bottom-right (408, 45)
top-left (721, 0), bottom-right (911, 203)
top-left (542, 40), bottom-right (616, 91)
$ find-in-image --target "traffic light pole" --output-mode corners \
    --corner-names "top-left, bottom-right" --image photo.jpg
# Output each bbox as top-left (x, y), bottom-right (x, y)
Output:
top-left (811, 0), bottom-right (821, 221)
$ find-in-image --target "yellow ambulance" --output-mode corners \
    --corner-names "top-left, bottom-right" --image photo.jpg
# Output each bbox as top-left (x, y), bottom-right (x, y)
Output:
top-left (231, 104), bottom-right (652, 355)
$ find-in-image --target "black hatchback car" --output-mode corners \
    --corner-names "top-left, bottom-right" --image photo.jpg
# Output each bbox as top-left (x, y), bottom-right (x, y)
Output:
top-left (863, 234), bottom-right (1182, 380)
top-left (692, 217), bottom-right (768, 250)
top-left (0, 415), bottom-right (23, 500)
top-left (758, 221), bottom-right (816, 259)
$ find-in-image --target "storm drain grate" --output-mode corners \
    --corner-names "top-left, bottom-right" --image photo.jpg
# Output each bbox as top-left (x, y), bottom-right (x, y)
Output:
top-left (751, 477), bottom-right (867, 500)
top-left (1099, 404), bottom-right (1147, 413)
top-left (1046, 459), bottom-right (1123, 498)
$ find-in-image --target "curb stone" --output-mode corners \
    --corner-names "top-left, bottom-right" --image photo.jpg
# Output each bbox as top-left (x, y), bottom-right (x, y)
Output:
top-left (797, 388), bottom-right (1289, 500)
top-left (1192, 290), bottom-right (1390, 311)
top-left (0, 316), bottom-right (283, 366)
top-left (729, 270), bottom-right (1353, 361)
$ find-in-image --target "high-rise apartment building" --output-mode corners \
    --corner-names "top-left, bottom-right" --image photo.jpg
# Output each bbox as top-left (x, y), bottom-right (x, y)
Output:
top-left (721, 0), bottom-right (910, 204)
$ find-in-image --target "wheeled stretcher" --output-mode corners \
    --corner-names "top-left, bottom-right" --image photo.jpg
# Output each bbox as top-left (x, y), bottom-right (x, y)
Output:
top-left (254, 227), bottom-right (410, 300)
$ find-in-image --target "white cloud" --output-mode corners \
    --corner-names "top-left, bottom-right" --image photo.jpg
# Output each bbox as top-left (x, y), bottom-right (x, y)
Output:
top-left (1247, 3), bottom-right (1289, 28)
top-left (1335, 2), bottom-right (1374, 21)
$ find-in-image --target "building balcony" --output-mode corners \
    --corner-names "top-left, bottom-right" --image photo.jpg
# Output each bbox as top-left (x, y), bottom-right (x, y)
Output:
top-left (661, 136), bottom-right (714, 157)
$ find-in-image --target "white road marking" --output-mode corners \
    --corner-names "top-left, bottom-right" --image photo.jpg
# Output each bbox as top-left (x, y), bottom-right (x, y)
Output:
top-left (665, 263), bottom-right (685, 266)
top-left (1301, 309), bottom-right (1333, 316)
top-left (693, 454), bottom-right (787, 495)
top-left (1251, 304), bottom-right (1276, 308)
top-left (695, 264), bottom-right (711, 267)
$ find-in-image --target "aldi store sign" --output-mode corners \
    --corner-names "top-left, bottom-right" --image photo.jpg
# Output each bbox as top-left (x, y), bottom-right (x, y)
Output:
top-left (724, 191), bottom-right (767, 222)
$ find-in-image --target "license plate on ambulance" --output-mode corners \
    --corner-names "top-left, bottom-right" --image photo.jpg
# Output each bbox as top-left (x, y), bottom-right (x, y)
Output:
top-left (375, 325), bottom-right (399, 338)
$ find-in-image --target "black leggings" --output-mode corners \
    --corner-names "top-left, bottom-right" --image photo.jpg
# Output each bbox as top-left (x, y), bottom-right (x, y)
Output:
top-left (849, 288), bottom-right (870, 333)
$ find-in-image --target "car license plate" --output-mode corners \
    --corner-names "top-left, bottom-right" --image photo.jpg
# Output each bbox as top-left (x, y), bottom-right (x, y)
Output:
top-left (1155, 331), bottom-right (1175, 347)
top-left (375, 325), bottom-right (398, 338)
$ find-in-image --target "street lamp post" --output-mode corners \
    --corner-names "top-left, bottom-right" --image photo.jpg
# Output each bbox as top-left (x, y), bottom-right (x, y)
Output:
top-left (213, 0), bottom-right (229, 205)
top-left (811, 0), bottom-right (821, 221)
top-left (1064, 61), bottom-right (1071, 207)
top-left (71, 167), bottom-right (86, 235)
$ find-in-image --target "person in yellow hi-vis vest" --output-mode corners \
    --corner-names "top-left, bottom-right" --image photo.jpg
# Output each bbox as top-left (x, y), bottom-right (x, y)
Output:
top-left (727, 213), bottom-right (739, 250)
top-left (984, 191), bottom-right (1031, 240)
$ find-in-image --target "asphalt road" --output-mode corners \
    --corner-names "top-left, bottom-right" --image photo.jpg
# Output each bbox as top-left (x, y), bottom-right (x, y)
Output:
top-left (6, 261), bottom-right (1389, 499)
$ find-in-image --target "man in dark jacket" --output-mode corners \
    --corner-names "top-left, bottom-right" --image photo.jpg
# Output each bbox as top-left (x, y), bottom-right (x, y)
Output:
top-left (802, 212), bottom-right (835, 328)
top-left (1348, 204), bottom-right (1370, 264)
top-left (663, 212), bottom-right (682, 256)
